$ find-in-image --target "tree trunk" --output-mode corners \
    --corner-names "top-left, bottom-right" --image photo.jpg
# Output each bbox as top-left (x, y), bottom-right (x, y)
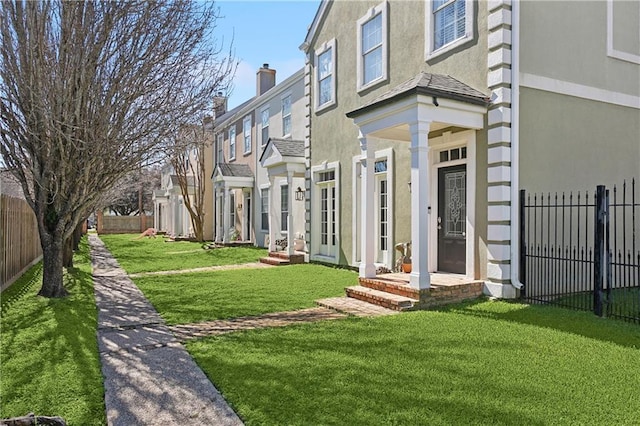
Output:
top-left (1, 413), bottom-right (66, 426)
top-left (72, 223), bottom-right (83, 251)
top-left (63, 236), bottom-right (74, 268)
top-left (38, 234), bottom-right (69, 298)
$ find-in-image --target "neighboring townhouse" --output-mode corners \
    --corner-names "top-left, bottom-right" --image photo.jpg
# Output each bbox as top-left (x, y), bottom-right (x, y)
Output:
top-left (300, 0), bottom-right (639, 299)
top-left (154, 118), bottom-right (215, 240)
top-left (212, 65), bottom-right (306, 250)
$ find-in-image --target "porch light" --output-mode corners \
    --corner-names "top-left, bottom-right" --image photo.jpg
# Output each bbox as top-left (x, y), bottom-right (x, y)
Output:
top-left (295, 187), bottom-right (305, 201)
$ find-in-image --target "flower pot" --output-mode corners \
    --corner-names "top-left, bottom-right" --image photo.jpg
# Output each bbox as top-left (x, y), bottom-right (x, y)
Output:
top-left (402, 262), bottom-right (412, 273)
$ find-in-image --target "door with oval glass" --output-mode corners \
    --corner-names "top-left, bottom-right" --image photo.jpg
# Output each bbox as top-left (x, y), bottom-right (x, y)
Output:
top-left (437, 164), bottom-right (466, 274)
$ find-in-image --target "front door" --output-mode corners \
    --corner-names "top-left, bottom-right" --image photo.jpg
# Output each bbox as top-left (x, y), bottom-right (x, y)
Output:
top-left (438, 164), bottom-right (466, 273)
top-left (245, 193), bottom-right (251, 241)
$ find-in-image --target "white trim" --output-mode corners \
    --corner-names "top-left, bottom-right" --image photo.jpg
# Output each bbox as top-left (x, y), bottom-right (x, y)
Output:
top-left (520, 73), bottom-right (640, 110)
top-left (428, 130), bottom-right (476, 279)
top-left (425, 0), bottom-right (475, 61)
top-left (260, 107), bottom-right (270, 146)
top-left (356, 1), bottom-right (388, 92)
top-left (314, 38), bottom-right (337, 112)
top-left (310, 161), bottom-right (340, 264)
top-left (607, 0), bottom-right (640, 65)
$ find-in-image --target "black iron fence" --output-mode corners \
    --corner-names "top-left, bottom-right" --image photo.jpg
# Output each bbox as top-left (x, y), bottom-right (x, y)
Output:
top-left (520, 179), bottom-right (639, 324)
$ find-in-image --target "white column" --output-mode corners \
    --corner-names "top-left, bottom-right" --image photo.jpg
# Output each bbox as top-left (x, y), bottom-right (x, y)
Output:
top-left (222, 186), bottom-right (230, 243)
top-left (409, 120), bottom-right (431, 290)
top-left (286, 171), bottom-right (294, 255)
top-left (214, 188), bottom-right (221, 242)
top-left (359, 132), bottom-right (376, 278)
top-left (268, 176), bottom-right (276, 252)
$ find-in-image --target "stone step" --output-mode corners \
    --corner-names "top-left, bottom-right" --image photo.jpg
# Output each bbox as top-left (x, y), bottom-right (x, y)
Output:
top-left (316, 297), bottom-right (399, 317)
top-left (259, 256), bottom-right (290, 266)
top-left (346, 285), bottom-right (418, 311)
top-left (358, 277), bottom-right (420, 299)
top-left (268, 252), bottom-right (305, 264)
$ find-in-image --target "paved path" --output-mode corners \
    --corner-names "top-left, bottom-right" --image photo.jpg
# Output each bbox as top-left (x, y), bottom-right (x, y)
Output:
top-left (90, 234), bottom-right (243, 426)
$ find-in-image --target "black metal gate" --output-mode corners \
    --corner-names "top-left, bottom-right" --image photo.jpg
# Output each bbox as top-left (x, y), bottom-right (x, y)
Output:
top-left (520, 180), bottom-right (639, 324)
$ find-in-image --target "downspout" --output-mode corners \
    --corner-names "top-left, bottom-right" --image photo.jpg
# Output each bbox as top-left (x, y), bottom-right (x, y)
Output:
top-left (510, 0), bottom-right (523, 290)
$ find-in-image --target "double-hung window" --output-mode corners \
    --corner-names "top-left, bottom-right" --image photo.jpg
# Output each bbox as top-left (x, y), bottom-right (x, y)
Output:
top-left (229, 127), bottom-right (236, 161)
top-left (427, 0), bottom-right (473, 59)
top-left (243, 116), bottom-right (251, 154)
top-left (280, 185), bottom-right (289, 232)
top-left (261, 188), bottom-right (269, 231)
top-left (357, 2), bottom-right (387, 91)
top-left (282, 95), bottom-right (291, 137)
top-left (315, 39), bottom-right (336, 111)
top-left (261, 108), bottom-right (269, 145)
top-left (216, 134), bottom-right (223, 164)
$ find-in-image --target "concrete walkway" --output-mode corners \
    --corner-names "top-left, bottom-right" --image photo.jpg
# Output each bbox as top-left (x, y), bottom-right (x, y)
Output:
top-left (89, 234), bottom-right (243, 426)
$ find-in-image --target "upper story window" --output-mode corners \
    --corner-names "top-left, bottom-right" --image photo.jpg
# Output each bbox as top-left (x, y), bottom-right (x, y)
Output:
top-left (216, 134), bottom-right (223, 164)
top-left (281, 184), bottom-right (289, 232)
top-left (426, 0), bottom-right (474, 60)
top-left (261, 108), bottom-right (269, 146)
top-left (315, 39), bottom-right (336, 111)
top-left (243, 116), bottom-right (251, 154)
top-left (282, 94), bottom-right (292, 137)
top-left (357, 2), bottom-right (388, 92)
top-left (229, 127), bottom-right (236, 161)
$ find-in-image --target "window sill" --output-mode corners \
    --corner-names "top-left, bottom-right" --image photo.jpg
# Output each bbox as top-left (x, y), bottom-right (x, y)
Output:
top-left (426, 35), bottom-right (473, 62)
top-left (315, 99), bottom-right (336, 114)
top-left (357, 75), bottom-right (387, 94)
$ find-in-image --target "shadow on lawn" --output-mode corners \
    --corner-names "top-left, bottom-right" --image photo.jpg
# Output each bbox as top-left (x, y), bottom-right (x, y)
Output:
top-left (437, 299), bottom-right (640, 349)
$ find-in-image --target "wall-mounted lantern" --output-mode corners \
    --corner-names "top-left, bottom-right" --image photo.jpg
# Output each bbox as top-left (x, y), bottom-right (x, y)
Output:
top-left (295, 187), bottom-right (305, 201)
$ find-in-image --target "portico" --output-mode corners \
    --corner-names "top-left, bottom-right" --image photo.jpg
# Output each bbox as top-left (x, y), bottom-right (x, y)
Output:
top-left (212, 163), bottom-right (254, 244)
top-left (346, 72), bottom-right (489, 290)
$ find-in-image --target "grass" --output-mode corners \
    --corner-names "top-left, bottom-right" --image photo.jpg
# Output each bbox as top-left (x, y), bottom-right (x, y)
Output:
top-left (100, 233), bottom-right (267, 274)
top-left (0, 238), bottom-right (105, 425)
top-left (132, 264), bottom-right (357, 324)
top-left (187, 300), bottom-right (640, 426)
top-left (553, 287), bottom-right (639, 321)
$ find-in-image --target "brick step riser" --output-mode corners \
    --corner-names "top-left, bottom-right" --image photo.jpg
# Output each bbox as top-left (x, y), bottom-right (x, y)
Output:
top-left (259, 257), bottom-right (290, 266)
top-left (346, 289), bottom-right (415, 312)
top-left (268, 252), bottom-right (305, 263)
top-left (358, 278), bottom-right (420, 299)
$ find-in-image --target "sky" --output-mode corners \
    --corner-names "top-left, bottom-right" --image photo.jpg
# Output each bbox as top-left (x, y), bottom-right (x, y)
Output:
top-left (214, 0), bottom-right (321, 110)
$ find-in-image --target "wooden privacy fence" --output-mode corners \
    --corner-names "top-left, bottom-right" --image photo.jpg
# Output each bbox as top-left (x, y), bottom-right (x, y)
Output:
top-left (1, 194), bottom-right (42, 291)
top-left (97, 212), bottom-right (153, 234)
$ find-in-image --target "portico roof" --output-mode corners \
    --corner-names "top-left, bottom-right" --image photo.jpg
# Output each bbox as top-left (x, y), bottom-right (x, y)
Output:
top-left (212, 163), bottom-right (254, 188)
top-left (259, 138), bottom-right (306, 177)
top-left (346, 72), bottom-right (490, 119)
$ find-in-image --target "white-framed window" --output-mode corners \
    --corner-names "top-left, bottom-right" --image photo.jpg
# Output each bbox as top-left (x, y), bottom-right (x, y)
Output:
top-left (229, 191), bottom-right (236, 227)
top-left (357, 1), bottom-right (388, 92)
top-left (261, 108), bottom-right (269, 146)
top-left (426, 0), bottom-right (474, 60)
top-left (315, 39), bottom-right (336, 111)
top-left (261, 188), bottom-right (269, 231)
top-left (229, 127), bottom-right (236, 161)
top-left (280, 185), bottom-right (289, 232)
top-left (243, 116), bottom-right (251, 154)
top-left (282, 94), bottom-right (292, 137)
top-left (216, 134), bottom-right (223, 164)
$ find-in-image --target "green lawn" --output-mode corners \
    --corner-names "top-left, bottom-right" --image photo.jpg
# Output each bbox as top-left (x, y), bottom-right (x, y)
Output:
top-left (100, 233), bottom-right (267, 274)
top-left (188, 300), bottom-right (640, 426)
top-left (132, 264), bottom-right (357, 324)
top-left (0, 239), bottom-right (105, 425)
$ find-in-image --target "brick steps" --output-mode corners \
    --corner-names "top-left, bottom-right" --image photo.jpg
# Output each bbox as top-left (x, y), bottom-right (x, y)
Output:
top-left (345, 285), bottom-right (418, 311)
top-left (259, 251), bottom-right (305, 266)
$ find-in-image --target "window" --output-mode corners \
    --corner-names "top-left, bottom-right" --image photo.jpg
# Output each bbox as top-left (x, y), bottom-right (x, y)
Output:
top-left (243, 116), bottom-right (251, 154)
top-left (427, 0), bottom-right (473, 59)
top-left (281, 185), bottom-right (288, 232)
top-left (229, 191), bottom-right (236, 228)
top-left (315, 39), bottom-right (336, 110)
top-left (379, 179), bottom-right (388, 251)
top-left (438, 147), bottom-right (467, 163)
top-left (357, 2), bottom-right (388, 91)
top-left (261, 188), bottom-right (269, 230)
top-left (229, 127), bottom-right (236, 161)
top-left (282, 95), bottom-right (291, 136)
top-left (261, 108), bottom-right (269, 145)
top-left (216, 134), bottom-right (223, 164)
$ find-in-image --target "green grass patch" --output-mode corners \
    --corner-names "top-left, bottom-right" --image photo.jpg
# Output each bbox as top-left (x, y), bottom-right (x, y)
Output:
top-left (554, 287), bottom-right (640, 321)
top-left (0, 238), bottom-right (105, 425)
top-left (188, 300), bottom-right (640, 426)
top-left (100, 234), bottom-right (267, 274)
top-left (132, 264), bottom-right (356, 324)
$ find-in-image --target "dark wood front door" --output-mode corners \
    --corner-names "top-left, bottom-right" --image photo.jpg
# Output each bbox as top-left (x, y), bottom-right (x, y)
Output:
top-left (438, 165), bottom-right (466, 274)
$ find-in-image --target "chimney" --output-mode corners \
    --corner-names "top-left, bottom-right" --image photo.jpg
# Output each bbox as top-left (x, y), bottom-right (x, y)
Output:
top-left (212, 91), bottom-right (227, 119)
top-left (256, 63), bottom-right (276, 96)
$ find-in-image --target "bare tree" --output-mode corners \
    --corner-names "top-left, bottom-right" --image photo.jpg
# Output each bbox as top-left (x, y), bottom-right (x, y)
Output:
top-left (104, 167), bottom-right (161, 216)
top-left (0, 1), bottom-right (236, 297)
top-left (168, 119), bottom-right (212, 242)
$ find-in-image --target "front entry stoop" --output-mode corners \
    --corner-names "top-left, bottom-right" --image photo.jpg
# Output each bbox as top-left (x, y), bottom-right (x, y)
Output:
top-left (259, 251), bottom-right (305, 266)
top-left (344, 273), bottom-right (484, 311)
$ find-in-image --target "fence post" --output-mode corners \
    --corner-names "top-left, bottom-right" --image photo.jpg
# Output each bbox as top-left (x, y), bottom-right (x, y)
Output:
top-left (594, 185), bottom-right (606, 317)
top-left (519, 189), bottom-right (526, 297)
